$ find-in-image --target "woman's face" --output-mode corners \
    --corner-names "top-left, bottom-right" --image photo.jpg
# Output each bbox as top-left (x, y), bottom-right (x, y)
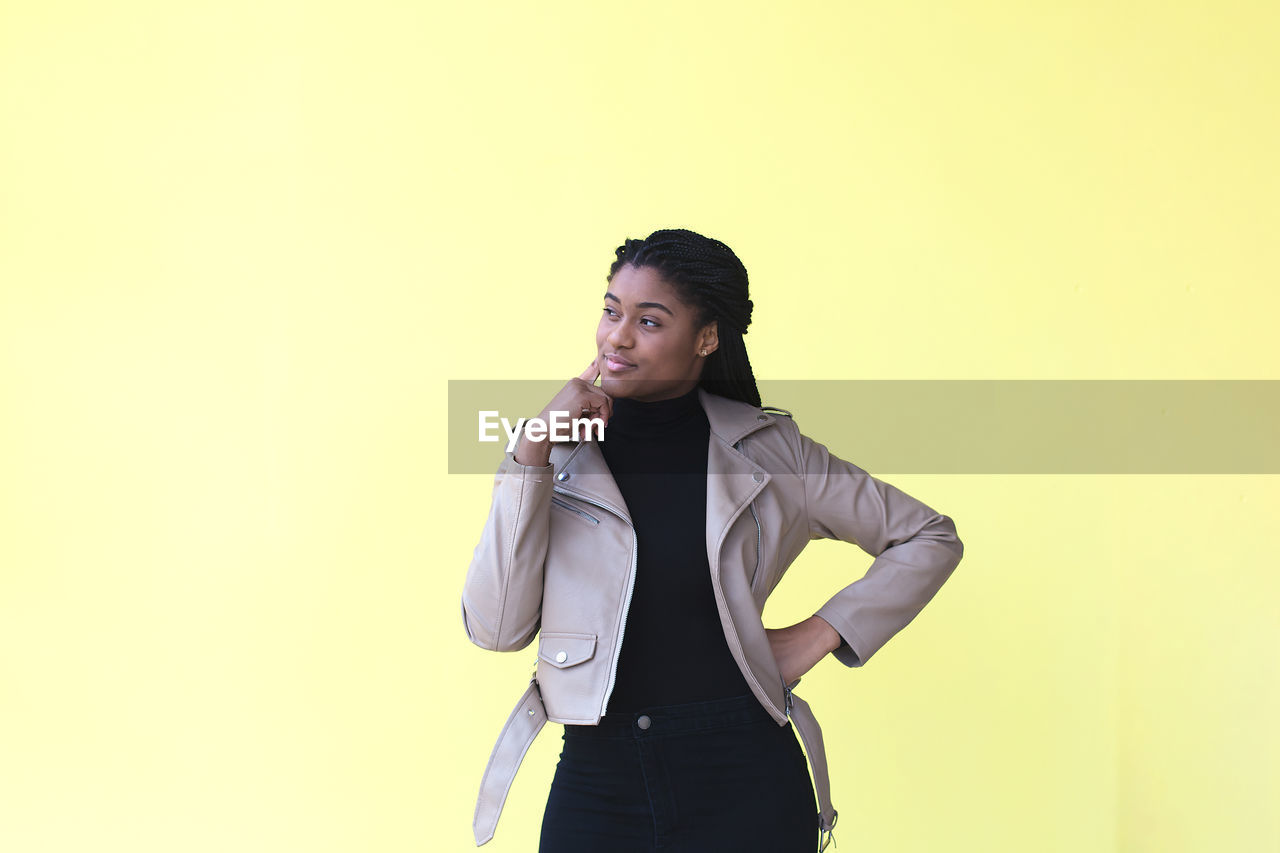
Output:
top-left (595, 264), bottom-right (718, 402)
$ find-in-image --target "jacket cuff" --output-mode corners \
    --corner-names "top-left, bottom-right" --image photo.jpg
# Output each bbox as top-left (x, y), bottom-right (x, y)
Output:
top-left (813, 604), bottom-right (870, 668)
top-left (497, 448), bottom-right (554, 482)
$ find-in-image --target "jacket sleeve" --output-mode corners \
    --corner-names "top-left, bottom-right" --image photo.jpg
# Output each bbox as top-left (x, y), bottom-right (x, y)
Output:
top-left (460, 448), bottom-right (554, 653)
top-left (799, 427), bottom-right (964, 668)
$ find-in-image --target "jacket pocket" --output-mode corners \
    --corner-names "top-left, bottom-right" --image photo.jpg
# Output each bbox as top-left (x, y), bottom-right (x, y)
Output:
top-left (537, 632), bottom-right (597, 668)
top-left (550, 496), bottom-right (600, 526)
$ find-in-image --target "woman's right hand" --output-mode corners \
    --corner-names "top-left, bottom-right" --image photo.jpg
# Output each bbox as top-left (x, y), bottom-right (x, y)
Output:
top-left (513, 358), bottom-right (614, 466)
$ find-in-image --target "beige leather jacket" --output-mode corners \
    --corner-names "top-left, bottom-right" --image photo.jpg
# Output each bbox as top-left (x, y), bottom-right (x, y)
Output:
top-left (462, 387), bottom-right (964, 847)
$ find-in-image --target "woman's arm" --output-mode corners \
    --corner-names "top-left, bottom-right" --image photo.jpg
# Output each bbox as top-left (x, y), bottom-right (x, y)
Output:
top-left (461, 361), bottom-right (612, 653)
top-left (767, 614), bottom-right (844, 685)
top-left (460, 445), bottom-right (554, 653)
top-left (798, 428), bottom-right (965, 668)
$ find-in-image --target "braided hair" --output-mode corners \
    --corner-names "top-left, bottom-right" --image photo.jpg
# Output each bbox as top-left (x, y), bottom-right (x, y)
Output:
top-left (607, 228), bottom-right (761, 408)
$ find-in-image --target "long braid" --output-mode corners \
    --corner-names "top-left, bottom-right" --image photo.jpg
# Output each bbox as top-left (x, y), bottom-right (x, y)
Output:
top-left (607, 228), bottom-right (762, 407)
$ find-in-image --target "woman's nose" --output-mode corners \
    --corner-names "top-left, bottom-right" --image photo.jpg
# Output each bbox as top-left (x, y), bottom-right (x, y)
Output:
top-left (606, 324), bottom-right (632, 348)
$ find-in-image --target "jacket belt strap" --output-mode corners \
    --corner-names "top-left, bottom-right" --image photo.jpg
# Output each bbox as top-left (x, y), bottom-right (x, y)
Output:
top-left (472, 678), bottom-right (546, 846)
top-left (788, 689), bottom-right (840, 851)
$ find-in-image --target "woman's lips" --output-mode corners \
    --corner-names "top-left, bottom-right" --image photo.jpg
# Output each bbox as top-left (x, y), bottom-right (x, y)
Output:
top-left (604, 354), bottom-right (635, 372)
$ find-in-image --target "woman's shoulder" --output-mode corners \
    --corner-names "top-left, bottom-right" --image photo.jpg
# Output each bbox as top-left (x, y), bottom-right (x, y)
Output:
top-left (697, 387), bottom-right (794, 419)
top-left (696, 388), bottom-right (813, 464)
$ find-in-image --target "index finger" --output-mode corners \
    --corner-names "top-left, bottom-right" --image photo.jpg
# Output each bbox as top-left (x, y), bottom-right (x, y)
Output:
top-left (579, 357), bottom-right (600, 384)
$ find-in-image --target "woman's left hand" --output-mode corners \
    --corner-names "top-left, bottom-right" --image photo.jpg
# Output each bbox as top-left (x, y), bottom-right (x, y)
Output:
top-left (766, 614), bottom-right (843, 686)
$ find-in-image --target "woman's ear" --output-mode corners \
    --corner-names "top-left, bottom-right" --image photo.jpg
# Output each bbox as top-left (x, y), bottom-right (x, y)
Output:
top-left (698, 321), bottom-right (720, 357)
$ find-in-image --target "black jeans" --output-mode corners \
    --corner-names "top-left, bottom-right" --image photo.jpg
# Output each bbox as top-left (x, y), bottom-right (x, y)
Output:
top-left (538, 693), bottom-right (820, 852)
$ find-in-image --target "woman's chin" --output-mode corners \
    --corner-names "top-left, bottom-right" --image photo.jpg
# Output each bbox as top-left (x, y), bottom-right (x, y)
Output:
top-left (600, 376), bottom-right (643, 397)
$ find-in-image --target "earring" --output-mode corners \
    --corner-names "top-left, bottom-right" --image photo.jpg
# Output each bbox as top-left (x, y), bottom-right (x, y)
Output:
top-left (700, 348), bottom-right (708, 357)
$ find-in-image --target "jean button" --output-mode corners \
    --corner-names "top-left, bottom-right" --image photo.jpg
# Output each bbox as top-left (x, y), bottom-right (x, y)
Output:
top-left (636, 714), bottom-right (652, 731)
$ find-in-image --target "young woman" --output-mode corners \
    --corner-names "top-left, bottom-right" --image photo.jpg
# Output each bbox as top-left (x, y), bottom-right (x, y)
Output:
top-left (462, 228), bottom-right (964, 852)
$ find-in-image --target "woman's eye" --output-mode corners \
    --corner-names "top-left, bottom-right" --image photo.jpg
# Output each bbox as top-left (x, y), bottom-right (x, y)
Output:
top-left (601, 308), bottom-right (658, 327)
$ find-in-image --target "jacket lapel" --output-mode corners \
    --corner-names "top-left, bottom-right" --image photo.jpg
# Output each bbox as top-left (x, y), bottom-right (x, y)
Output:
top-left (699, 389), bottom-right (775, 573)
top-left (548, 438), bottom-right (630, 524)
top-left (546, 388), bottom-right (780, 575)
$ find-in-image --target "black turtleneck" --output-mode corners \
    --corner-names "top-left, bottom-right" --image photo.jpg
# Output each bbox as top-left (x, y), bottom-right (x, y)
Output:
top-left (597, 383), bottom-right (754, 715)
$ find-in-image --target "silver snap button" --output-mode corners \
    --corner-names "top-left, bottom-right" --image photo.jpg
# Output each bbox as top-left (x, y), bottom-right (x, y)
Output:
top-left (636, 715), bottom-right (651, 730)
top-left (556, 471), bottom-right (570, 481)
top-left (527, 708), bottom-right (535, 716)
top-left (752, 471), bottom-right (764, 482)
top-left (554, 650), bottom-right (568, 663)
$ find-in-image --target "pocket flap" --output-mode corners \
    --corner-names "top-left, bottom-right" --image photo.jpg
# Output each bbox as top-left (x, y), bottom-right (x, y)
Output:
top-left (538, 632), bottom-right (597, 668)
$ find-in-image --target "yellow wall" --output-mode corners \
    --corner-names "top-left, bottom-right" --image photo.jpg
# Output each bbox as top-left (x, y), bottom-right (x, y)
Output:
top-left (1, 2), bottom-right (1276, 851)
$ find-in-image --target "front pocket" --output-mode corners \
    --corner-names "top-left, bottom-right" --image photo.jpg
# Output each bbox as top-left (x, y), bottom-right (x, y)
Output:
top-left (550, 496), bottom-right (600, 526)
top-left (538, 632), bottom-right (597, 668)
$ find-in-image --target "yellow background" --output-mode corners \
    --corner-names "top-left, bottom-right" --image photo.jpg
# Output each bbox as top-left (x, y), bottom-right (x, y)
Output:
top-left (2, 2), bottom-right (1276, 851)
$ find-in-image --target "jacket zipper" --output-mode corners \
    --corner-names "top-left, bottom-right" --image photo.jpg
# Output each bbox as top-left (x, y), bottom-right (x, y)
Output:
top-left (748, 501), bottom-right (762, 592)
top-left (550, 496), bottom-right (600, 525)
top-left (708, 520), bottom-right (778, 720)
top-left (551, 486), bottom-right (637, 719)
top-left (741, 435), bottom-right (763, 592)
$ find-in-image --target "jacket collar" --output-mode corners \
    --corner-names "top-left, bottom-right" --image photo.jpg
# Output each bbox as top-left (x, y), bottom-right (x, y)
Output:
top-left (697, 386), bottom-right (779, 446)
top-left (548, 388), bottom-right (778, 567)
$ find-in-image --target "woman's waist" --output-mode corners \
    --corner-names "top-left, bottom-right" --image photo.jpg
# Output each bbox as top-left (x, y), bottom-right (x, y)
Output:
top-left (564, 691), bottom-right (778, 739)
